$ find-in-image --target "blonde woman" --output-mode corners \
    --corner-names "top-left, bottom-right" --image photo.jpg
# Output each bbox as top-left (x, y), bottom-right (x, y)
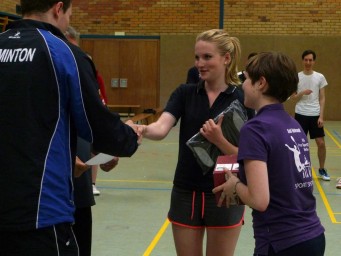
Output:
top-left (139, 29), bottom-right (251, 255)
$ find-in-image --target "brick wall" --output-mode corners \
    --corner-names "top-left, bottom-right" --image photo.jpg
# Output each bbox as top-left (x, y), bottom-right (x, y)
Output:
top-left (2, 0), bottom-right (341, 36)
top-left (1, 0), bottom-right (19, 14)
top-left (72, 0), bottom-right (220, 35)
top-left (224, 0), bottom-right (341, 35)
top-left (71, 0), bottom-right (341, 36)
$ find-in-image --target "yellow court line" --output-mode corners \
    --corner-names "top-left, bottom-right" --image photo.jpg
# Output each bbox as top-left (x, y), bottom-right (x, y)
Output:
top-left (97, 179), bottom-right (172, 184)
top-left (139, 161), bottom-right (340, 256)
top-left (141, 167), bottom-right (341, 256)
top-left (324, 127), bottom-right (341, 148)
top-left (312, 168), bottom-right (340, 224)
top-left (143, 219), bottom-right (170, 256)
top-left (323, 127), bottom-right (341, 223)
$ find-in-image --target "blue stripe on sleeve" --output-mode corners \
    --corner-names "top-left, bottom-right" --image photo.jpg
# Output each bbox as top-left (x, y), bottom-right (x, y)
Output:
top-left (34, 29), bottom-right (93, 228)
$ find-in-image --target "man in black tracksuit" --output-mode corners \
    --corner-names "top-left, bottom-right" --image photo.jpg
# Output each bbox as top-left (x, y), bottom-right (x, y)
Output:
top-left (0, 1), bottom-right (139, 255)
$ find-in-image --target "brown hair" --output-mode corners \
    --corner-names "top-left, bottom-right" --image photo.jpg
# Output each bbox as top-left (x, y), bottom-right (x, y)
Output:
top-left (246, 52), bottom-right (298, 102)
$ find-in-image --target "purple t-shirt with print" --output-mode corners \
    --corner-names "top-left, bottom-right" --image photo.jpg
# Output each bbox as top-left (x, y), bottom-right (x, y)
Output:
top-left (238, 104), bottom-right (324, 255)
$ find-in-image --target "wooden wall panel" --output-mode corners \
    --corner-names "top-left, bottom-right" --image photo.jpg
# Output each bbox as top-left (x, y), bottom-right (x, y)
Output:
top-left (237, 35), bottom-right (341, 120)
top-left (81, 35), bottom-right (341, 120)
top-left (159, 35), bottom-right (341, 121)
top-left (80, 39), bottom-right (160, 112)
top-left (119, 40), bottom-right (159, 109)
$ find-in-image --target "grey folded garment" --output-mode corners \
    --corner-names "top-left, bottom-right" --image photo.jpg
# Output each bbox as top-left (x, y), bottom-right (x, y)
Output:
top-left (186, 100), bottom-right (247, 175)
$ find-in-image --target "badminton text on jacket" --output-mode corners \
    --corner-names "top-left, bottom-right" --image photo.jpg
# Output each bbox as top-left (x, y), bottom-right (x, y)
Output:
top-left (0, 48), bottom-right (36, 62)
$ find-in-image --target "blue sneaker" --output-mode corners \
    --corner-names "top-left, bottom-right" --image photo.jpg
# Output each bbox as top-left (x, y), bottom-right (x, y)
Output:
top-left (318, 168), bottom-right (330, 181)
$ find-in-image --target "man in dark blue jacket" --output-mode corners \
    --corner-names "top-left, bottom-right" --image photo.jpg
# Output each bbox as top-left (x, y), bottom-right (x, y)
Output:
top-left (0, 1), bottom-right (139, 255)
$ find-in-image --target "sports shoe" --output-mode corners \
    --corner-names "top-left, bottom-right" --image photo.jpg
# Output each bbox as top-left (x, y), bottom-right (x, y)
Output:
top-left (93, 184), bottom-right (100, 196)
top-left (336, 178), bottom-right (341, 189)
top-left (318, 168), bottom-right (330, 181)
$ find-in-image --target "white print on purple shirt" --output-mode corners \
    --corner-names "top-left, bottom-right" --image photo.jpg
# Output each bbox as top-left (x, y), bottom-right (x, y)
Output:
top-left (295, 181), bottom-right (313, 189)
top-left (285, 135), bottom-right (312, 180)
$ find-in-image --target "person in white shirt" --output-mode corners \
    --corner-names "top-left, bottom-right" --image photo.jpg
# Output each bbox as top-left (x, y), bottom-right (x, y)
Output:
top-left (294, 50), bottom-right (329, 181)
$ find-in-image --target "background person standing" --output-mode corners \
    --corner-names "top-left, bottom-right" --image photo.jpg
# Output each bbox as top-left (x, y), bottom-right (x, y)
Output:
top-left (294, 50), bottom-right (329, 181)
top-left (65, 25), bottom-right (119, 256)
top-left (185, 65), bottom-right (200, 84)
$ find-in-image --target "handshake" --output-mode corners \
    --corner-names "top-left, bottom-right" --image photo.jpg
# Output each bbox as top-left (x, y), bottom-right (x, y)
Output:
top-left (125, 120), bottom-right (147, 145)
top-left (74, 120), bottom-right (148, 178)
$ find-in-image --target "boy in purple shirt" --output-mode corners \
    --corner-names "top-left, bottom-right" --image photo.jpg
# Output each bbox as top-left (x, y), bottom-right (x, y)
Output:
top-left (213, 52), bottom-right (325, 256)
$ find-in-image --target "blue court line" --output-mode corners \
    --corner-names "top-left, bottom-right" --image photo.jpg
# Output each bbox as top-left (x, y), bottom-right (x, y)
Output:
top-left (97, 183), bottom-right (341, 194)
top-left (332, 130), bottom-right (341, 141)
top-left (325, 128), bottom-right (341, 148)
top-left (319, 192), bottom-right (341, 196)
top-left (97, 185), bottom-right (341, 195)
top-left (314, 192), bottom-right (341, 196)
top-left (96, 186), bottom-right (171, 191)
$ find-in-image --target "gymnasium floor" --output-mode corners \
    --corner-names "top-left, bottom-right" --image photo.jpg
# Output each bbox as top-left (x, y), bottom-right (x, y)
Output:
top-left (91, 121), bottom-right (341, 256)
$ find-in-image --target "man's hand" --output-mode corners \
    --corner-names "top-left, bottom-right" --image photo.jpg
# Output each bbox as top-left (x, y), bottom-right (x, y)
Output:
top-left (317, 116), bottom-right (324, 128)
top-left (100, 156), bottom-right (119, 172)
top-left (301, 89), bottom-right (313, 95)
top-left (125, 120), bottom-right (143, 145)
top-left (74, 156), bottom-right (90, 178)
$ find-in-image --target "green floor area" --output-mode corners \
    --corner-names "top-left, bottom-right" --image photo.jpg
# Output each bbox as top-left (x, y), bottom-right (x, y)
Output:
top-left (92, 121), bottom-right (341, 255)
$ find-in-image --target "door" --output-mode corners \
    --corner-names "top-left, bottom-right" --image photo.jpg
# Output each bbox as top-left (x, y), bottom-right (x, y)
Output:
top-left (80, 38), bottom-right (160, 110)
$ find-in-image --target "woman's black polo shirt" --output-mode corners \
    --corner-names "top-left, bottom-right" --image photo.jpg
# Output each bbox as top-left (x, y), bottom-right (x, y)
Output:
top-left (164, 81), bottom-right (249, 192)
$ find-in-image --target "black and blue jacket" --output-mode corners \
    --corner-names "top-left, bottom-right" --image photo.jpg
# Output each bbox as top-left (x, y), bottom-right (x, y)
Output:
top-left (0, 19), bottom-right (138, 231)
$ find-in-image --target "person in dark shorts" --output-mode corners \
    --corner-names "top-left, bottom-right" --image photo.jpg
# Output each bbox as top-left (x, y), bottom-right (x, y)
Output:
top-left (138, 29), bottom-right (251, 256)
top-left (73, 138), bottom-right (118, 256)
top-left (294, 50), bottom-right (329, 181)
